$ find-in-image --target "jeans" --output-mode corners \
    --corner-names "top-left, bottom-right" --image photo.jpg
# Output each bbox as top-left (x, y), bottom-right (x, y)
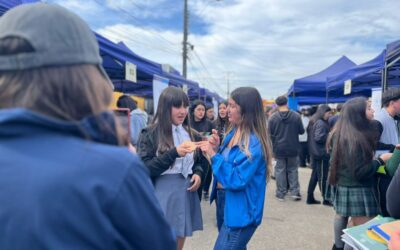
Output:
top-left (275, 157), bottom-right (300, 198)
top-left (216, 189), bottom-right (226, 231)
top-left (307, 157), bottom-right (329, 201)
top-left (214, 224), bottom-right (257, 250)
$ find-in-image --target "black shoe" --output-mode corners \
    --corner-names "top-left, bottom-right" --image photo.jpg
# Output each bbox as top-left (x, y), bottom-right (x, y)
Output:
top-left (332, 244), bottom-right (343, 250)
top-left (306, 198), bottom-right (321, 205)
top-left (275, 195), bottom-right (285, 202)
top-left (291, 194), bottom-right (302, 201)
top-left (323, 200), bottom-right (333, 206)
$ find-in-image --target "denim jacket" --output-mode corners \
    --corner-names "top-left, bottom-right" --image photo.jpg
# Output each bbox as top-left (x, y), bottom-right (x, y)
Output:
top-left (211, 129), bottom-right (267, 228)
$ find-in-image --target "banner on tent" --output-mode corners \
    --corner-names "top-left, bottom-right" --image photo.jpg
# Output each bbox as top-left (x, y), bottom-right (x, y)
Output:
top-left (182, 84), bottom-right (188, 94)
top-left (125, 62), bottom-right (137, 83)
top-left (153, 75), bottom-right (169, 114)
top-left (371, 88), bottom-right (382, 113)
top-left (344, 80), bottom-right (352, 95)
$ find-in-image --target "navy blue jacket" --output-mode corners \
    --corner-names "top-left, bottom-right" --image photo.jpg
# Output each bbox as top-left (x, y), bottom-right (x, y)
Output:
top-left (0, 108), bottom-right (176, 250)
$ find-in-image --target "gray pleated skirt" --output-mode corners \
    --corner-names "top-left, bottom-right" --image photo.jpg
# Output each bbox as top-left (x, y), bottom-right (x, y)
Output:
top-left (154, 174), bottom-right (203, 237)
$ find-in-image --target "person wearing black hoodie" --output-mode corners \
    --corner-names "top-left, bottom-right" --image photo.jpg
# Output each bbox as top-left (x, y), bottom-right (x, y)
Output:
top-left (268, 96), bottom-right (305, 201)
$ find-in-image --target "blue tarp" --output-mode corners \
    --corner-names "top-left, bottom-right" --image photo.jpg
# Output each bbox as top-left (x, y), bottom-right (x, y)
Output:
top-left (287, 56), bottom-right (356, 105)
top-left (326, 51), bottom-right (390, 102)
top-left (113, 79), bottom-right (153, 98)
top-left (387, 40), bottom-right (400, 64)
top-left (293, 96), bottom-right (351, 105)
top-left (288, 56), bottom-right (356, 99)
top-left (385, 40), bottom-right (400, 89)
top-left (98, 37), bottom-right (207, 99)
top-left (0, 0), bottom-right (37, 15)
top-left (97, 34), bottom-right (164, 81)
top-left (0, 1), bottom-right (225, 101)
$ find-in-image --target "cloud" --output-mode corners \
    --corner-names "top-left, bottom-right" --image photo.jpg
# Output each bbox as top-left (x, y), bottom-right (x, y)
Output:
top-left (49, 0), bottom-right (400, 100)
top-left (104, 0), bottom-right (178, 19)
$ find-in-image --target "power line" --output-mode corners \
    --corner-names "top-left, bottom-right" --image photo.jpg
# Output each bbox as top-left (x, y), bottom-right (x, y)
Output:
top-left (100, 28), bottom-right (180, 55)
top-left (187, 57), bottom-right (226, 94)
top-left (92, 0), bottom-right (180, 53)
top-left (190, 50), bottom-right (219, 86)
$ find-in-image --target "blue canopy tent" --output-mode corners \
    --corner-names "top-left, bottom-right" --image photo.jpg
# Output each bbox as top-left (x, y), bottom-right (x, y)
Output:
top-left (0, 0), bottom-right (37, 15)
top-left (97, 34), bottom-right (163, 81)
top-left (326, 50), bottom-right (400, 102)
top-left (98, 36), bottom-right (202, 98)
top-left (112, 79), bottom-right (154, 98)
top-left (383, 40), bottom-right (400, 90)
top-left (288, 56), bottom-right (356, 105)
top-left (0, 1), bottom-right (223, 102)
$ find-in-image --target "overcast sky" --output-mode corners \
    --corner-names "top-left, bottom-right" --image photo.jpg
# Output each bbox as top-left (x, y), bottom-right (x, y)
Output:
top-left (46, 0), bottom-right (400, 100)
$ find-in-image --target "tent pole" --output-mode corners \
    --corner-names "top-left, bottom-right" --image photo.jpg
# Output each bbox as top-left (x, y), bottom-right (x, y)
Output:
top-left (381, 61), bottom-right (388, 93)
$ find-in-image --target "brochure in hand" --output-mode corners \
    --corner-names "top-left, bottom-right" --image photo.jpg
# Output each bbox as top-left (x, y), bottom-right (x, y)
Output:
top-left (370, 220), bottom-right (400, 243)
top-left (341, 216), bottom-right (395, 250)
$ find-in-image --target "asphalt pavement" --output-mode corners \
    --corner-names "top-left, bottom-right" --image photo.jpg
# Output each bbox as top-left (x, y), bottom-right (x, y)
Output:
top-left (185, 167), bottom-right (335, 250)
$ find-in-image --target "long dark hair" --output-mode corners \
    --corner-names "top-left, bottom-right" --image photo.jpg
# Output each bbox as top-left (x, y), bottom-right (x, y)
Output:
top-left (307, 104), bottom-right (331, 132)
top-left (190, 100), bottom-right (206, 123)
top-left (328, 97), bottom-right (377, 185)
top-left (214, 100), bottom-right (229, 144)
top-left (151, 86), bottom-right (192, 154)
top-left (228, 87), bottom-right (273, 178)
top-left (215, 101), bottom-right (228, 128)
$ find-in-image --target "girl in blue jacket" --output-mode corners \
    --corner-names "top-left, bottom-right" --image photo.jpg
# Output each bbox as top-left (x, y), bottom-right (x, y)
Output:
top-left (199, 87), bottom-right (272, 250)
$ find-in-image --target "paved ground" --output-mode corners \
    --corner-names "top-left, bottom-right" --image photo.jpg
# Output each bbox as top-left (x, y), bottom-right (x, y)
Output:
top-left (185, 167), bottom-right (335, 250)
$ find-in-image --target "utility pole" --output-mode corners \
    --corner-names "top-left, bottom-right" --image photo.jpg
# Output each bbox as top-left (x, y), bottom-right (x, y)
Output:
top-left (182, 0), bottom-right (189, 78)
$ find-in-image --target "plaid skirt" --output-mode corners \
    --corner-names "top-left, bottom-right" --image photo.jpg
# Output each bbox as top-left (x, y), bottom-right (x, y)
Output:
top-left (332, 185), bottom-right (381, 217)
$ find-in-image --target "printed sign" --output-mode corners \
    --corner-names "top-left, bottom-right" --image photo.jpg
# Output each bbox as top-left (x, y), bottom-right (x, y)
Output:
top-left (344, 79), bottom-right (352, 95)
top-left (125, 62), bottom-right (137, 83)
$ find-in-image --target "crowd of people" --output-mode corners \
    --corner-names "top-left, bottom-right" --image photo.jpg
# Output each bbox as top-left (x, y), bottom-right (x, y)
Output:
top-left (2, 2), bottom-right (400, 250)
top-left (267, 92), bottom-right (400, 250)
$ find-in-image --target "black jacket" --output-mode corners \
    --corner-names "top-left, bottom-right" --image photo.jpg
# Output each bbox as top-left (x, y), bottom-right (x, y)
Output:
top-left (308, 119), bottom-right (330, 159)
top-left (137, 126), bottom-right (205, 179)
top-left (268, 110), bottom-right (304, 158)
top-left (190, 118), bottom-right (214, 134)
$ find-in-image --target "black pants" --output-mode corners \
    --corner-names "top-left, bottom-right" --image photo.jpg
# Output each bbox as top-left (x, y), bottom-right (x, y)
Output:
top-left (377, 174), bottom-right (392, 217)
top-left (203, 164), bottom-right (212, 194)
top-left (307, 157), bottom-right (329, 201)
top-left (299, 142), bottom-right (310, 167)
top-left (197, 164), bottom-right (212, 200)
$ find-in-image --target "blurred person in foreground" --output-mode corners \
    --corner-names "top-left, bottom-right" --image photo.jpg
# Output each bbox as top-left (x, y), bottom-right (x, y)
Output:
top-left (0, 3), bottom-right (175, 250)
